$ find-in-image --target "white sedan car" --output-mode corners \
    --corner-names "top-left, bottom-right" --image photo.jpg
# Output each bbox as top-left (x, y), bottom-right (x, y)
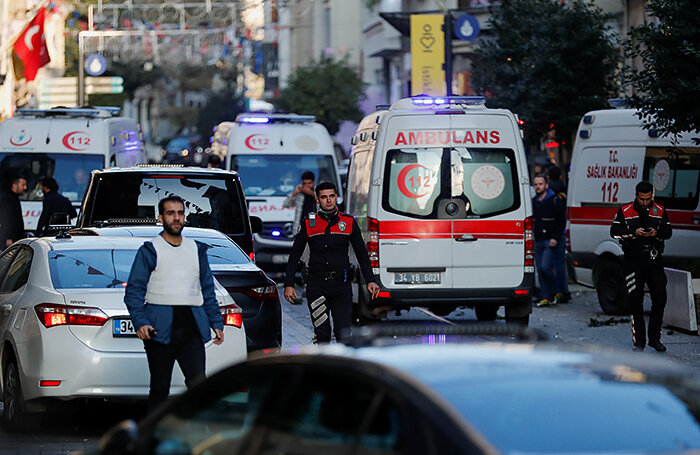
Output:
top-left (0, 235), bottom-right (246, 430)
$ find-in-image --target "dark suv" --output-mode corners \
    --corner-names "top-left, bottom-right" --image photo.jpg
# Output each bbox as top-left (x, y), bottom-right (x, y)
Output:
top-left (77, 167), bottom-right (262, 256)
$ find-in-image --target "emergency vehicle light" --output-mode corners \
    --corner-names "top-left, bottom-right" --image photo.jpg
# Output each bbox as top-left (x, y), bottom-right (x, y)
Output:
top-left (410, 96), bottom-right (485, 106)
top-left (238, 116), bottom-right (270, 124)
top-left (235, 113), bottom-right (316, 124)
top-left (607, 98), bottom-right (627, 109)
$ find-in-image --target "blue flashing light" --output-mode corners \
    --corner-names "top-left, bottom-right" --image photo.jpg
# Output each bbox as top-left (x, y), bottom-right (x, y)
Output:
top-left (239, 116), bottom-right (270, 124)
top-left (608, 98), bottom-right (627, 109)
top-left (411, 96), bottom-right (485, 106)
top-left (271, 230), bottom-right (281, 237)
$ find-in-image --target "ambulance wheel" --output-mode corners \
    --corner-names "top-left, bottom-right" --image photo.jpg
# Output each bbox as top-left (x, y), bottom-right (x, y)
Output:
top-left (430, 305), bottom-right (456, 317)
top-left (505, 300), bottom-right (531, 327)
top-left (596, 262), bottom-right (630, 315)
top-left (475, 305), bottom-right (498, 321)
top-left (505, 315), bottom-right (529, 327)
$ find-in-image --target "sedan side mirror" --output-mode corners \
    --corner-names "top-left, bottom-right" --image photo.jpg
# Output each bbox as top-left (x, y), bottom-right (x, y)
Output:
top-left (250, 216), bottom-right (263, 234)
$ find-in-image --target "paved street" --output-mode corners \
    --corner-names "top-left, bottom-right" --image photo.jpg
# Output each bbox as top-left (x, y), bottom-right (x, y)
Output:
top-left (2, 283), bottom-right (700, 454)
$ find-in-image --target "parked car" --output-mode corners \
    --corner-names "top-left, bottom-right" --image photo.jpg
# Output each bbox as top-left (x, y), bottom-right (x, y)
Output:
top-left (92, 328), bottom-right (700, 454)
top-left (69, 226), bottom-right (282, 351)
top-left (0, 235), bottom-right (246, 430)
top-left (76, 166), bottom-right (263, 259)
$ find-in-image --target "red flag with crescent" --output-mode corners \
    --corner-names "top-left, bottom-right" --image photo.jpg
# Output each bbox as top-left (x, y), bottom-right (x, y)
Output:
top-left (13, 7), bottom-right (51, 81)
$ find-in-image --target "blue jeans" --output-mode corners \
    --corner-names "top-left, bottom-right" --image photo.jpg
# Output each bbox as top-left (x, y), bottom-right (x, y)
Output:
top-left (553, 234), bottom-right (569, 294)
top-left (535, 240), bottom-right (557, 300)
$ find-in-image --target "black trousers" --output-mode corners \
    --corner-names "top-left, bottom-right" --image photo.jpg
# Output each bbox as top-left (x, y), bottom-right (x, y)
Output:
top-left (143, 324), bottom-right (205, 410)
top-left (306, 278), bottom-right (352, 343)
top-left (625, 256), bottom-right (667, 347)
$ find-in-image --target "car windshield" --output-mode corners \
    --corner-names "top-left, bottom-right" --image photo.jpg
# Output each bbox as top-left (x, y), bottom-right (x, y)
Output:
top-left (48, 249), bottom-right (137, 289)
top-left (86, 173), bottom-right (246, 234)
top-left (49, 243), bottom-right (249, 289)
top-left (0, 152), bottom-right (103, 203)
top-left (231, 154), bottom-right (338, 197)
top-left (430, 374), bottom-right (700, 453)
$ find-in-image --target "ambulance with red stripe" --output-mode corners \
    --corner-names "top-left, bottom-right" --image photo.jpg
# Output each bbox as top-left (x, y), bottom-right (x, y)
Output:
top-left (567, 105), bottom-right (700, 315)
top-left (0, 107), bottom-right (145, 231)
top-left (347, 96), bottom-right (534, 324)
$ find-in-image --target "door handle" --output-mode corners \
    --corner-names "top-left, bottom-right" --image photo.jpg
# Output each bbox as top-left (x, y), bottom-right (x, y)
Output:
top-left (455, 234), bottom-right (478, 242)
top-left (1, 304), bottom-right (11, 314)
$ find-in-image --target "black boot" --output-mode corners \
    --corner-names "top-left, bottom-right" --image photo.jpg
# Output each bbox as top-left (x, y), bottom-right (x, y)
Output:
top-left (648, 340), bottom-right (667, 352)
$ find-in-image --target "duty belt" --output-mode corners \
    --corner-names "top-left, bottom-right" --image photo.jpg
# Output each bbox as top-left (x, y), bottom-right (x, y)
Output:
top-left (641, 244), bottom-right (659, 260)
top-left (309, 268), bottom-right (353, 281)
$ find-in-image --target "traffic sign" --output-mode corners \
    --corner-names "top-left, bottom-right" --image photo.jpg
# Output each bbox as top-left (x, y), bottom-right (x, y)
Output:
top-left (454, 14), bottom-right (480, 41)
top-left (85, 53), bottom-right (108, 76)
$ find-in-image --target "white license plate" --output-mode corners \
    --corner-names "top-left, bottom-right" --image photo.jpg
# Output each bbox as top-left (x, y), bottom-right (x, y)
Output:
top-left (113, 318), bottom-right (136, 337)
top-left (272, 254), bottom-right (289, 264)
top-left (394, 272), bottom-right (441, 285)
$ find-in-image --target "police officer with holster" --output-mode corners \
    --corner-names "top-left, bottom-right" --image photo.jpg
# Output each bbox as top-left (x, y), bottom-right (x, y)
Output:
top-left (610, 181), bottom-right (672, 352)
top-left (284, 182), bottom-right (380, 342)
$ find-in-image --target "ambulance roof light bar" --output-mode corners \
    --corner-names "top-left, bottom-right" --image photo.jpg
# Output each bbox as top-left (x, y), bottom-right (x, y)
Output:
top-left (16, 106), bottom-right (121, 118)
top-left (236, 113), bottom-right (316, 124)
top-left (410, 96), bottom-right (486, 106)
top-left (607, 98), bottom-right (628, 109)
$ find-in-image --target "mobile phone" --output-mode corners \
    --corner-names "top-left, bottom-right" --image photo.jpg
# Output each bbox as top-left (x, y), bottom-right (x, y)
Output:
top-left (148, 328), bottom-right (157, 338)
top-left (643, 227), bottom-right (652, 232)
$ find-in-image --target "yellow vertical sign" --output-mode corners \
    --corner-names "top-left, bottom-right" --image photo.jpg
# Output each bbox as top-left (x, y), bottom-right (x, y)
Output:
top-left (410, 14), bottom-right (445, 96)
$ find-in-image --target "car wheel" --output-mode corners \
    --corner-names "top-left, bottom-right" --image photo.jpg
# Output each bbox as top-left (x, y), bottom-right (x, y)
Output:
top-left (596, 261), bottom-right (630, 315)
top-left (474, 305), bottom-right (498, 321)
top-left (2, 359), bottom-right (27, 431)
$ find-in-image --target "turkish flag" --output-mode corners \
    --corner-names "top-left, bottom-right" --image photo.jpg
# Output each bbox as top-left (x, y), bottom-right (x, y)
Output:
top-left (13, 7), bottom-right (51, 81)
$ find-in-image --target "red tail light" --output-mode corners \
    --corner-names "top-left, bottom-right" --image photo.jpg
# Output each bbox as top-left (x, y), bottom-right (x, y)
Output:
top-left (220, 304), bottom-right (243, 327)
top-left (226, 284), bottom-right (278, 302)
top-left (34, 303), bottom-right (109, 328)
top-left (524, 217), bottom-right (534, 269)
top-left (40, 380), bottom-right (61, 387)
top-left (249, 236), bottom-right (255, 262)
top-left (367, 217), bottom-right (379, 268)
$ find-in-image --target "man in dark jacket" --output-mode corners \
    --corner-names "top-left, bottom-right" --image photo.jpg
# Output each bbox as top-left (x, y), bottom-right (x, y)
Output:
top-left (36, 177), bottom-right (77, 235)
top-left (546, 166), bottom-right (571, 303)
top-left (0, 175), bottom-right (27, 250)
top-left (283, 182), bottom-right (379, 343)
top-left (532, 175), bottom-right (566, 307)
top-left (124, 195), bottom-right (224, 409)
top-left (611, 181), bottom-right (672, 352)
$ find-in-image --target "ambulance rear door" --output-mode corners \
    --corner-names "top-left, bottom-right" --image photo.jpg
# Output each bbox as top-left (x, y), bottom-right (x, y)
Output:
top-left (449, 113), bottom-right (527, 288)
top-left (377, 114), bottom-right (454, 289)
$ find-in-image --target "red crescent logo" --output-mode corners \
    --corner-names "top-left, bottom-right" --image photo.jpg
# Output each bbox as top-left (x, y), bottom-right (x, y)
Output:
top-left (9, 130), bottom-right (32, 146)
top-left (397, 164), bottom-right (429, 199)
top-left (62, 131), bottom-right (91, 151)
top-left (245, 134), bottom-right (269, 151)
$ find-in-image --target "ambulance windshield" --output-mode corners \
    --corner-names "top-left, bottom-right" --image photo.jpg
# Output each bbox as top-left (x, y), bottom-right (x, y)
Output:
top-left (383, 147), bottom-right (519, 218)
top-left (0, 152), bottom-right (103, 203)
top-left (231, 154), bottom-right (338, 197)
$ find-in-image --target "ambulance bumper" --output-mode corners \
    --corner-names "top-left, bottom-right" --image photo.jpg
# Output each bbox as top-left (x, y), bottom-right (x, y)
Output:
top-left (372, 273), bottom-right (534, 306)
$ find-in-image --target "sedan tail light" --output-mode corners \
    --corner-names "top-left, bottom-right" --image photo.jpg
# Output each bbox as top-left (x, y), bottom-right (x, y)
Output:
top-left (34, 303), bottom-right (109, 328)
top-left (226, 284), bottom-right (278, 302)
top-left (220, 303), bottom-right (243, 327)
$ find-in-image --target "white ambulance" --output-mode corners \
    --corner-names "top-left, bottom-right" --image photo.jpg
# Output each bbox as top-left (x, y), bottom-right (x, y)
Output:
top-left (346, 96), bottom-right (534, 323)
top-left (0, 107), bottom-right (146, 231)
top-left (219, 113), bottom-right (343, 271)
top-left (567, 106), bottom-right (699, 315)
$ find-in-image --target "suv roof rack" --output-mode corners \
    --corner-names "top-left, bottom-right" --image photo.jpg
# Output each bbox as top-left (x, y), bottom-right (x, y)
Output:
top-left (94, 218), bottom-right (159, 227)
top-left (15, 106), bottom-right (121, 118)
top-left (235, 113), bottom-right (315, 124)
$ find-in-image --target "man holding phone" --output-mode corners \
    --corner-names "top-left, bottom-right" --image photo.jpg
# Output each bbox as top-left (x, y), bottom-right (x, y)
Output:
top-left (611, 181), bottom-right (672, 352)
top-left (125, 195), bottom-right (224, 409)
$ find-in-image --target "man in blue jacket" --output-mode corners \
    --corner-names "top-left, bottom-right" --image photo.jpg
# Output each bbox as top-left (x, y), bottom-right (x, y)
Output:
top-left (124, 195), bottom-right (224, 409)
top-left (532, 175), bottom-right (566, 307)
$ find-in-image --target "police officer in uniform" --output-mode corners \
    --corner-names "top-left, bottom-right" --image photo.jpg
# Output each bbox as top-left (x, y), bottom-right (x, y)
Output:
top-left (610, 181), bottom-right (672, 352)
top-left (284, 182), bottom-right (380, 342)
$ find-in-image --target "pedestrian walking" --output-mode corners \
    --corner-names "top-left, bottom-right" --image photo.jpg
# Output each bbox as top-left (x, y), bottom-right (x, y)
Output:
top-left (0, 175), bottom-right (27, 250)
top-left (124, 195), bottom-right (224, 410)
top-left (611, 181), bottom-right (672, 352)
top-left (283, 182), bottom-right (379, 342)
top-left (283, 170), bottom-right (317, 236)
top-left (36, 177), bottom-right (77, 235)
top-left (532, 174), bottom-right (566, 306)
